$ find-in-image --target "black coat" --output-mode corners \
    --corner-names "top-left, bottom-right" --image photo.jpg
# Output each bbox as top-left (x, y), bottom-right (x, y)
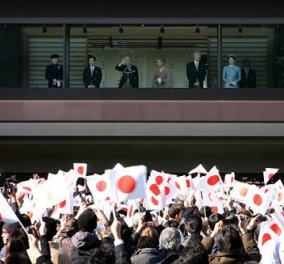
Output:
top-left (186, 61), bottom-right (206, 88)
top-left (45, 64), bottom-right (63, 88)
top-left (83, 66), bottom-right (102, 88)
top-left (240, 68), bottom-right (256, 88)
top-left (115, 64), bottom-right (139, 88)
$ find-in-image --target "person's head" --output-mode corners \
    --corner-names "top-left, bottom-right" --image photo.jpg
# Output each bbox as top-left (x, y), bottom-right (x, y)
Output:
top-left (5, 239), bottom-right (27, 258)
top-left (1, 223), bottom-right (20, 245)
top-left (177, 240), bottom-right (208, 264)
top-left (208, 213), bottom-right (224, 231)
top-left (227, 54), bottom-right (237, 65)
top-left (50, 54), bottom-right (59, 64)
top-left (140, 226), bottom-right (159, 241)
top-left (137, 235), bottom-right (159, 250)
top-left (77, 208), bottom-right (97, 232)
top-left (193, 51), bottom-right (201, 61)
top-left (89, 237), bottom-right (115, 264)
top-left (168, 204), bottom-right (181, 221)
top-left (5, 253), bottom-right (31, 264)
top-left (243, 58), bottom-right (251, 68)
top-left (215, 225), bottom-right (244, 254)
top-left (61, 217), bottom-right (79, 237)
top-left (159, 227), bottom-right (181, 251)
top-left (199, 206), bottom-right (213, 219)
top-left (89, 56), bottom-right (96, 66)
top-left (156, 57), bottom-right (166, 68)
top-left (124, 56), bottom-right (131, 65)
top-left (184, 214), bottom-right (202, 239)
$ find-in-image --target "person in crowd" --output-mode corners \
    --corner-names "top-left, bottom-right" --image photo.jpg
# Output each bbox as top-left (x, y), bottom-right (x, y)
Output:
top-left (82, 55), bottom-right (102, 88)
top-left (152, 57), bottom-right (173, 88)
top-left (131, 236), bottom-right (159, 264)
top-left (222, 54), bottom-right (241, 88)
top-left (45, 54), bottom-right (63, 88)
top-left (71, 208), bottom-right (100, 263)
top-left (115, 56), bottom-right (139, 88)
top-left (240, 58), bottom-right (256, 88)
top-left (89, 237), bottom-right (116, 264)
top-left (148, 227), bottom-right (181, 264)
top-left (186, 51), bottom-right (207, 88)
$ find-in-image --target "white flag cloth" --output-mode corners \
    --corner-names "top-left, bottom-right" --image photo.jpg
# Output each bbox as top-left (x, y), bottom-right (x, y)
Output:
top-left (0, 192), bottom-right (21, 224)
top-left (188, 164), bottom-right (207, 176)
top-left (263, 168), bottom-right (279, 185)
top-left (73, 163), bottom-right (87, 178)
top-left (110, 165), bottom-right (147, 202)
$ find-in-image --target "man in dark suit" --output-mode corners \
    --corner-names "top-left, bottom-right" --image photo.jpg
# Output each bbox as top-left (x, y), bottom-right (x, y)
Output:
top-left (186, 51), bottom-right (207, 88)
top-left (45, 54), bottom-right (63, 88)
top-left (115, 56), bottom-right (139, 88)
top-left (240, 58), bottom-right (256, 88)
top-left (83, 55), bottom-right (102, 88)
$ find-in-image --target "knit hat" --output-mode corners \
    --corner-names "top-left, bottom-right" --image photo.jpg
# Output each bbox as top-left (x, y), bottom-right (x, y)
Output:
top-left (77, 209), bottom-right (97, 232)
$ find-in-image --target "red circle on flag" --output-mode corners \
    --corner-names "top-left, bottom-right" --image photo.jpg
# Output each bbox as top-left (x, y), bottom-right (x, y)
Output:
top-left (262, 233), bottom-right (271, 246)
top-left (175, 182), bottom-right (181, 190)
top-left (164, 186), bottom-right (170, 196)
top-left (0, 212), bottom-right (2, 221)
top-left (211, 206), bottom-right (218, 214)
top-left (96, 180), bottom-right (107, 192)
top-left (207, 175), bottom-right (219, 186)
top-left (117, 175), bottom-right (136, 194)
top-left (23, 186), bottom-right (32, 192)
top-left (150, 184), bottom-right (160, 196)
top-left (77, 166), bottom-right (84, 175)
top-left (155, 176), bottom-right (163, 185)
top-left (278, 192), bottom-right (283, 202)
top-left (186, 180), bottom-right (191, 188)
top-left (239, 187), bottom-right (248, 197)
top-left (59, 200), bottom-right (66, 208)
top-left (151, 196), bottom-right (159, 206)
top-left (253, 194), bottom-right (262, 206)
top-left (270, 223), bottom-right (281, 236)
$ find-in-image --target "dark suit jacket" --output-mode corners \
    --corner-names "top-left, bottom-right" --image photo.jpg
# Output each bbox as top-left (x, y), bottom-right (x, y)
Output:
top-left (115, 64), bottom-right (139, 88)
top-left (186, 61), bottom-right (206, 88)
top-left (83, 66), bottom-right (102, 88)
top-left (240, 68), bottom-right (256, 88)
top-left (45, 64), bottom-right (63, 88)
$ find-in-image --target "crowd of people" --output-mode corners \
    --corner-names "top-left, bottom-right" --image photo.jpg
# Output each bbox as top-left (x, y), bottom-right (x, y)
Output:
top-left (0, 164), bottom-right (283, 264)
top-left (45, 51), bottom-right (256, 89)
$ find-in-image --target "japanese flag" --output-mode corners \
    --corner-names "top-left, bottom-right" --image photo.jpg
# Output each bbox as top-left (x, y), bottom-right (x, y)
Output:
top-left (110, 165), bottom-right (147, 202)
top-left (0, 192), bottom-right (21, 224)
top-left (202, 191), bottom-right (224, 214)
top-left (230, 180), bottom-right (250, 204)
top-left (245, 185), bottom-right (270, 215)
top-left (73, 163), bottom-right (87, 178)
top-left (198, 166), bottom-right (222, 192)
top-left (87, 172), bottom-right (112, 202)
top-left (186, 175), bottom-right (194, 191)
top-left (263, 168), bottom-right (279, 185)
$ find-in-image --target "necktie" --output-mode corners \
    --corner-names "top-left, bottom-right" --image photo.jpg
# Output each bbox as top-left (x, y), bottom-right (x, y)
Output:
top-left (91, 66), bottom-right (94, 75)
top-left (195, 62), bottom-right (199, 71)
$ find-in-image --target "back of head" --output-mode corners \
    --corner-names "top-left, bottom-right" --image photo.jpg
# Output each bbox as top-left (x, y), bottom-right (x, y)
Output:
top-left (208, 213), bottom-right (224, 231)
top-left (137, 236), bottom-right (159, 250)
top-left (199, 206), bottom-right (213, 218)
top-left (77, 208), bottom-right (97, 232)
top-left (215, 225), bottom-right (244, 254)
top-left (184, 214), bottom-right (202, 235)
top-left (89, 237), bottom-right (115, 264)
top-left (5, 253), bottom-right (31, 264)
top-left (168, 204), bottom-right (181, 219)
top-left (6, 238), bottom-right (27, 256)
top-left (177, 240), bottom-right (208, 264)
top-left (159, 227), bottom-right (181, 251)
top-left (140, 226), bottom-right (159, 241)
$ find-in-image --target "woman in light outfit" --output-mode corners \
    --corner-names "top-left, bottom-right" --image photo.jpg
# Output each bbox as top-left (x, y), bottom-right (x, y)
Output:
top-left (222, 54), bottom-right (241, 88)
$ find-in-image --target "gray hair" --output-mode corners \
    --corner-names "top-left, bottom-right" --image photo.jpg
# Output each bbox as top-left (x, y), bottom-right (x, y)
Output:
top-left (159, 227), bottom-right (181, 251)
top-left (192, 51), bottom-right (201, 57)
